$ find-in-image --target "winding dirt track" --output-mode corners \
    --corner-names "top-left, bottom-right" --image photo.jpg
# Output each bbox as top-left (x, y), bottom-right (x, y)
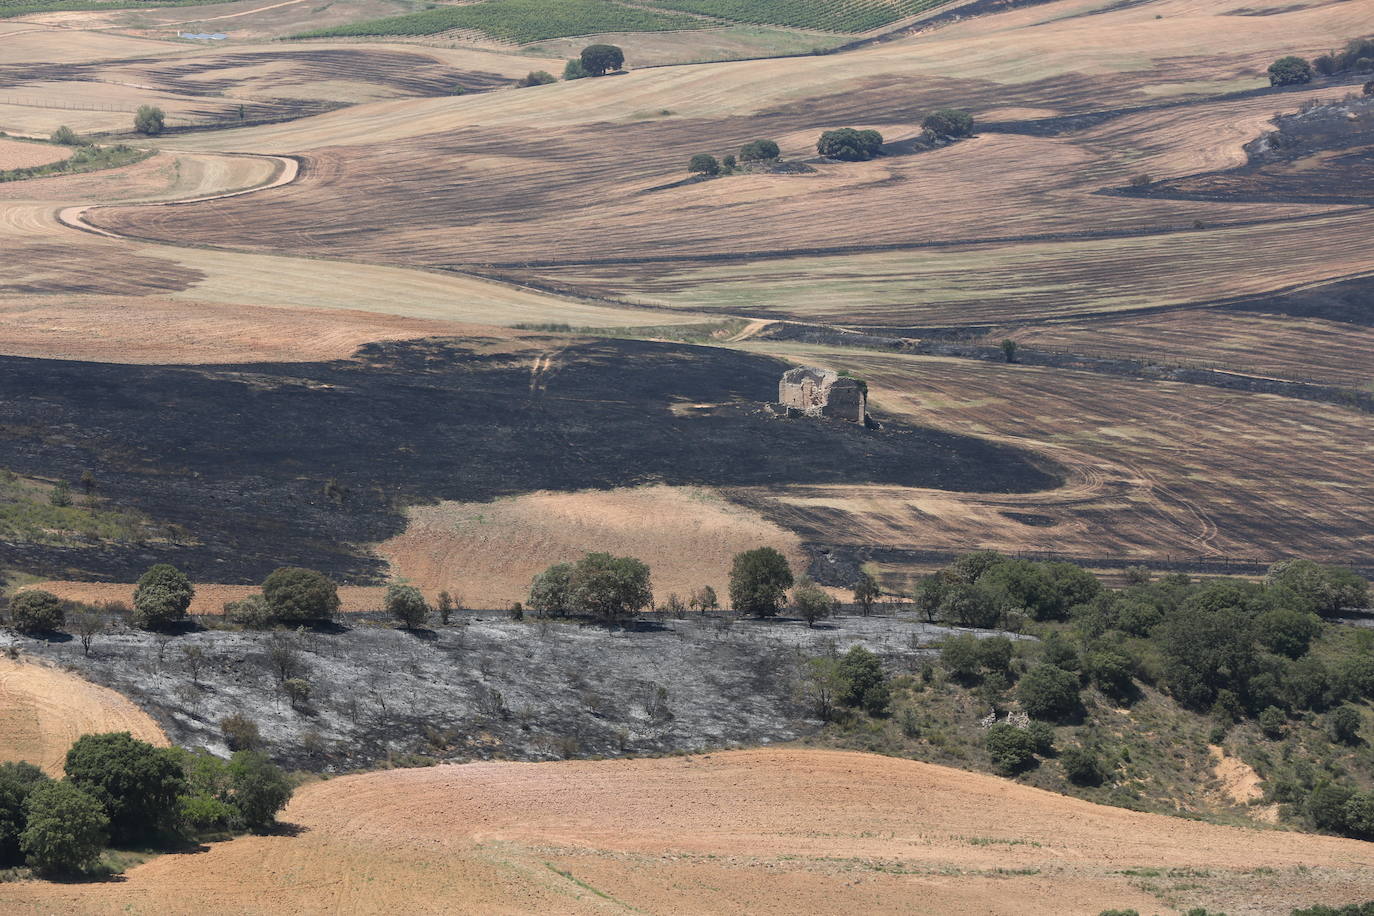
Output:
top-left (0, 658), bottom-right (166, 776)
top-left (56, 152), bottom-right (298, 239)
top-left (0, 748), bottom-right (1369, 914)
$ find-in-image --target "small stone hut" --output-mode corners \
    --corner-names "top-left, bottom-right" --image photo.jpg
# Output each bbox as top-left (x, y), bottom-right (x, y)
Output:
top-left (777, 366), bottom-right (867, 423)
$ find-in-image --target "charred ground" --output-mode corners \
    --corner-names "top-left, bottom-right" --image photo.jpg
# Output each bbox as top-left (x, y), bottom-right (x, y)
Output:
top-left (0, 337), bottom-right (1059, 583)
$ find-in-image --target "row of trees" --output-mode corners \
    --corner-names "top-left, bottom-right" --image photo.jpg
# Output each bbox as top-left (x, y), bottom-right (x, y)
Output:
top-left (0, 732), bottom-right (291, 875)
top-left (526, 547), bottom-right (875, 627)
top-left (687, 138), bottom-right (782, 177)
top-left (688, 110), bottom-right (973, 176)
top-left (1270, 38), bottom-right (1374, 87)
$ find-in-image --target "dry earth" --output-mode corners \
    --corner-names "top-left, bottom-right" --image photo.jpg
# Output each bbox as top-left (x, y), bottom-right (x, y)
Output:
top-left (0, 657), bottom-right (166, 775)
top-left (0, 138), bottom-right (63, 170)
top-left (0, 749), bottom-right (1370, 914)
top-left (378, 485), bottom-right (808, 608)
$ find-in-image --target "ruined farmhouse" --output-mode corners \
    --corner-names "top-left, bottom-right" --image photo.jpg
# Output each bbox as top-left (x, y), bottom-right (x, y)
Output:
top-left (777, 366), bottom-right (867, 423)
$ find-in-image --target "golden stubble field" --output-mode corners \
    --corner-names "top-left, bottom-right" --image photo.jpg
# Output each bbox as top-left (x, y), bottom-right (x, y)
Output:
top-left (0, 748), bottom-right (1370, 915)
top-left (0, 658), bottom-right (166, 776)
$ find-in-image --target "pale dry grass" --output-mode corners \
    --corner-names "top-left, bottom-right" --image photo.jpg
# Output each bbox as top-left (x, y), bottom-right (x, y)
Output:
top-left (378, 485), bottom-right (808, 608)
top-left (0, 749), bottom-right (1368, 914)
top-left (0, 657), bottom-right (167, 776)
top-left (0, 138), bottom-right (63, 170)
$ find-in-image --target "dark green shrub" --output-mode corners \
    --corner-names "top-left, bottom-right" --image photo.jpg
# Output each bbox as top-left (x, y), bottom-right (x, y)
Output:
top-left (580, 43), bottom-right (624, 76)
top-left (228, 750), bottom-right (293, 832)
top-left (985, 723), bottom-right (1036, 774)
top-left (1084, 649), bottom-right (1135, 701)
top-left (1026, 720), bottom-right (1055, 755)
top-left (688, 153), bottom-right (720, 176)
top-left (132, 563), bottom-right (194, 629)
top-left (563, 58), bottom-right (589, 80)
top-left (20, 781), bottom-right (108, 874)
top-left (1017, 664), bottom-right (1081, 722)
top-left (940, 634), bottom-right (983, 683)
top-left (738, 139), bottom-right (780, 162)
top-left (729, 547), bottom-right (793, 616)
top-left (516, 70), bottom-right (556, 87)
top-left (65, 732), bottom-right (185, 844)
top-left (1159, 603), bottom-right (1257, 709)
top-left (1309, 781), bottom-right (1355, 832)
top-left (9, 589), bottom-right (64, 633)
top-left (0, 763), bottom-right (50, 866)
top-left (1259, 705), bottom-right (1287, 739)
top-left (1268, 55), bottom-right (1313, 86)
top-left (385, 583), bottom-right (429, 630)
top-left (1344, 792), bottom-right (1374, 839)
top-left (816, 127), bottom-right (884, 161)
top-left (50, 125), bottom-right (81, 145)
top-left (838, 646), bottom-right (889, 715)
top-left (939, 582), bottom-right (1002, 628)
top-left (1328, 705), bottom-right (1362, 745)
top-left (792, 576), bottom-right (834, 627)
top-left (261, 567), bottom-right (339, 623)
top-left (225, 594), bottom-right (271, 629)
top-left (134, 104), bottom-right (165, 135)
top-left (1062, 746), bottom-right (1105, 786)
top-left (977, 635), bottom-right (1014, 674)
top-left (1256, 606), bottom-right (1321, 658)
top-left (922, 108), bottom-right (974, 138)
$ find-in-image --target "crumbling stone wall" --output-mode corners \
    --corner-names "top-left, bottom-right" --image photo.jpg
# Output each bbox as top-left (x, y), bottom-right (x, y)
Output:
top-left (778, 367), bottom-right (866, 423)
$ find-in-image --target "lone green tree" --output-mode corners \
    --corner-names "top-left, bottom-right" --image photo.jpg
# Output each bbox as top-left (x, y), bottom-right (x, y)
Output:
top-left (1268, 55), bottom-right (1314, 86)
top-left (922, 108), bottom-right (974, 139)
top-left (688, 153), bottom-right (720, 176)
top-left (1016, 664), bottom-right (1081, 722)
top-left (816, 127), bottom-right (884, 161)
top-left (261, 567), bottom-right (339, 623)
top-left (20, 781), bottom-right (108, 874)
top-left (8, 590), bottom-right (65, 634)
top-left (792, 576), bottom-right (834, 627)
top-left (384, 583), bottom-right (429, 630)
top-left (838, 645), bottom-right (889, 715)
top-left (134, 104), bottom-right (165, 135)
top-left (580, 43), bottom-right (624, 76)
top-left (729, 547), bottom-right (793, 616)
top-left (132, 563), bottom-right (194, 630)
top-left (568, 553), bottom-right (652, 624)
top-left (1001, 339), bottom-right (1017, 363)
top-left (852, 571), bottom-right (880, 616)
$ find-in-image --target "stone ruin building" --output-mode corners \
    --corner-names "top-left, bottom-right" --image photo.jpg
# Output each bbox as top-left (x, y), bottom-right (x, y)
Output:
top-left (776, 366), bottom-right (867, 423)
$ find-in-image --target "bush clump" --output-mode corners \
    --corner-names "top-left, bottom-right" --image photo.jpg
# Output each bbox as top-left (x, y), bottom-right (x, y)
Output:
top-left (729, 547), bottom-right (793, 616)
top-left (134, 104), bottom-right (165, 135)
top-left (1268, 55), bottom-right (1313, 86)
top-left (132, 563), bottom-right (194, 629)
top-left (816, 127), bottom-right (883, 161)
top-left (20, 781), bottom-right (108, 874)
top-left (922, 108), bottom-right (974, 139)
top-left (985, 723), bottom-right (1037, 774)
top-left (738, 139), bottom-right (780, 162)
top-left (8, 589), bottom-right (65, 634)
top-left (261, 567), bottom-right (339, 623)
top-left (1016, 664), bottom-right (1081, 722)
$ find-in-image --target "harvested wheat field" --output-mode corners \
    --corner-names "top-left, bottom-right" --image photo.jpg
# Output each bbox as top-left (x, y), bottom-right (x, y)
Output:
top-left (0, 749), bottom-right (1369, 914)
top-left (0, 139), bottom-right (62, 170)
top-left (379, 485), bottom-right (808, 608)
top-left (0, 657), bottom-right (166, 776)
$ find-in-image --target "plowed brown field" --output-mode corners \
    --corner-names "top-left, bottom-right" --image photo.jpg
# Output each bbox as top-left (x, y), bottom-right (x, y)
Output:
top-left (0, 658), bottom-right (166, 776)
top-left (0, 749), bottom-right (1369, 914)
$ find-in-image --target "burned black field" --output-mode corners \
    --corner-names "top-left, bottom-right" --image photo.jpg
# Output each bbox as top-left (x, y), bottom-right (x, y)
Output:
top-left (0, 337), bottom-right (1059, 583)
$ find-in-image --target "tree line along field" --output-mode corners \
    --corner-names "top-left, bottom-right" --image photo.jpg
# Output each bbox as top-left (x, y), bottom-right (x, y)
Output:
top-left (293, 0), bottom-right (958, 41)
top-left (0, 0), bottom-right (220, 17)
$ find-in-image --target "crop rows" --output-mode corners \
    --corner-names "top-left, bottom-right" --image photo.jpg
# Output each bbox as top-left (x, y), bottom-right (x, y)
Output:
top-left (647, 0), bottom-right (954, 32)
top-left (293, 0), bottom-right (711, 42)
